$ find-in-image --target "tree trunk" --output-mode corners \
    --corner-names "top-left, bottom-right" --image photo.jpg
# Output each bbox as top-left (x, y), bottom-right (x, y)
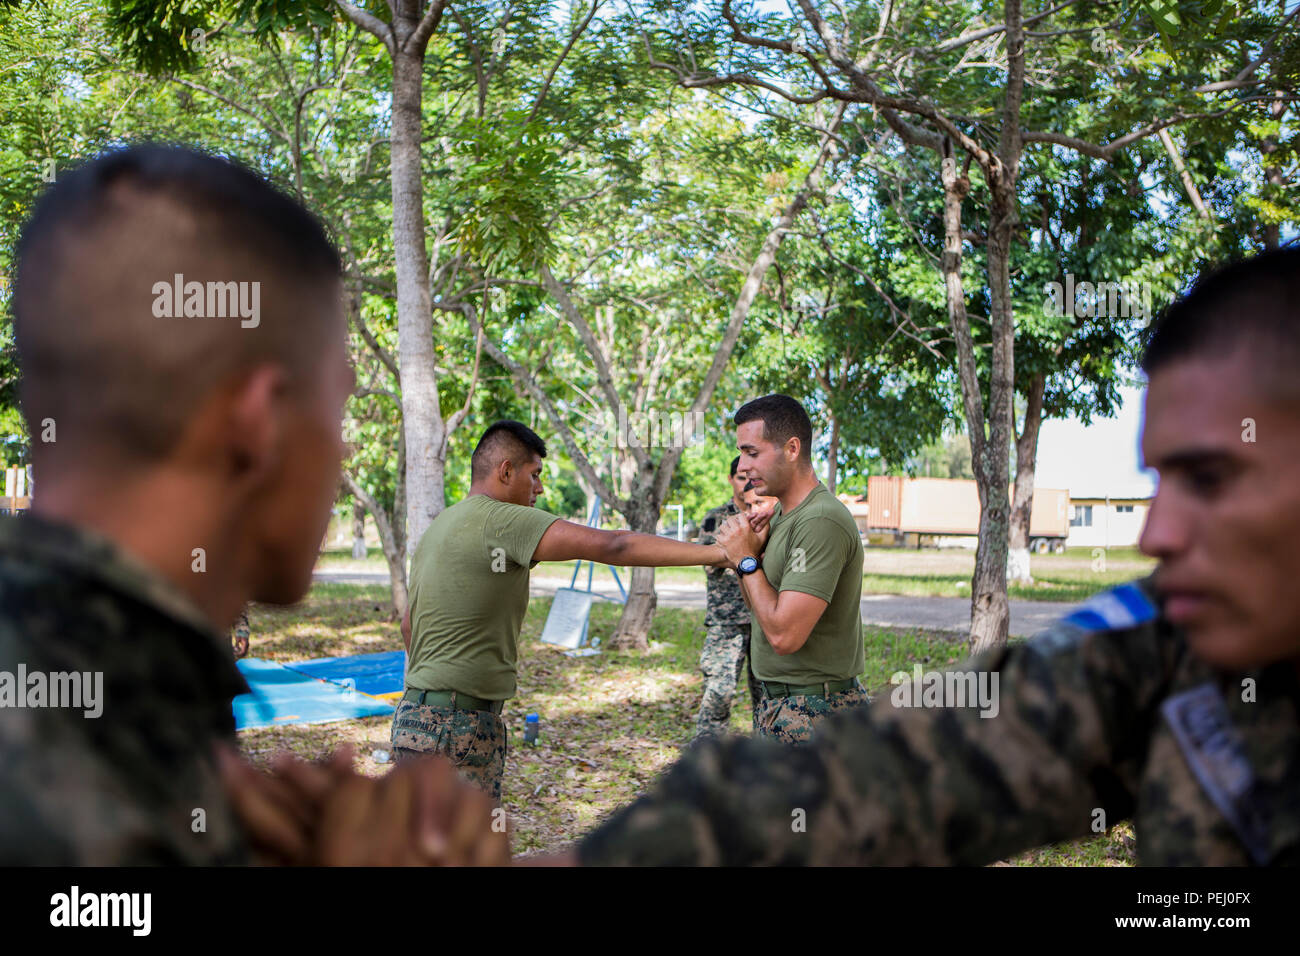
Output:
top-left (968, 163), bottom-right (1019, 654)
top-left (608, 481), bottom-right (660, 651)
top-left (351, 502), bottom-right (367, 559)
top-left (1261, 90), bottom-right (1286, 249)
top-left (964, 0), bottom-right (1024, 654)
top-left (342, 472), bottom-right (409, 620)
top-left (941, 151), bottom-right (1002, 653)
top-left (827, 411), bottom-right (840, 496)
top-left (1007, 373), bottom-right (1045, 585)
top-left (940, 140), bottom-right (1015, 655)
top-left (391, 39), bottom-right (447, 551)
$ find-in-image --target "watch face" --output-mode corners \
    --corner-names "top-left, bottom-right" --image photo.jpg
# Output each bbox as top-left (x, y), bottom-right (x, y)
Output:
top-left (738, 556), bottom-right (758, 574)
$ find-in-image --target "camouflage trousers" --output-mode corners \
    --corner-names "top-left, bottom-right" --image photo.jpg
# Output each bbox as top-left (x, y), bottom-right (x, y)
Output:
top-left (694, 623), bottom-right (762, 740)
top-left (754, 683), bottom-right (870, 745)
top-left (390, 700), bottom-right (507, 801)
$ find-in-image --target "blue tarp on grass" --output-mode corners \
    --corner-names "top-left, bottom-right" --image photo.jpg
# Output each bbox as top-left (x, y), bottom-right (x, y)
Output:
top-left (232, 658), bottom-right (394, 730)
top-left (284, 650), bottom-right (406, 699)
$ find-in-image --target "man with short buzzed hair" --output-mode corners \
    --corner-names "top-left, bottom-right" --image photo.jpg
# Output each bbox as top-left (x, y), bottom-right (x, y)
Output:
top-left (0, 144), bottom-right (353, 864)
top-left (395, 418), bottom-right (731, 800)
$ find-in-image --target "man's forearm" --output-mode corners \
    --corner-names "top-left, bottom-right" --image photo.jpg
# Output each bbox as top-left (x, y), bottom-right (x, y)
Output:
top-left (606, 532), bottom-right (725, 568)
top-left (741, 570), bottom-right (780, 640)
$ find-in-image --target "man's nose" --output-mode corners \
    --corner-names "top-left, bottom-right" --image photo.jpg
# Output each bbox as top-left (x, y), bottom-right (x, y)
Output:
top-left (1137, 486), bottom-right (1187, 559)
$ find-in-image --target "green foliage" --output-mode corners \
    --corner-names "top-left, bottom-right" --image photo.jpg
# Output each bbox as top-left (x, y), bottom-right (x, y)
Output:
top-left (1136, 0), bottom-right (1225, 55)
top-left (453, 113), bottom-right (565, 270)
top-left (5, 0), bottom-right (1295, 521)
top-left (104, 0), bottom-right (214, 74)
top-left (908, 432), bottom-right (974, 481)
top-left (668, 439), bottom-right (741, 525)
top-left (104, 0), bottom-right (339, 75)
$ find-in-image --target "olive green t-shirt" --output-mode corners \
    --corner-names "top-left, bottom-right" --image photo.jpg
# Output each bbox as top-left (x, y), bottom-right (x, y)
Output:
top-left (750, 482), bottom-right (865, 685)
top-left (405, 494), bottom-right (560, 700)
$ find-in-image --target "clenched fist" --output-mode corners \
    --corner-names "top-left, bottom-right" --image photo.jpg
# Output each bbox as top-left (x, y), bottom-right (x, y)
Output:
top-left (715, 512), bottom-right (768, 569)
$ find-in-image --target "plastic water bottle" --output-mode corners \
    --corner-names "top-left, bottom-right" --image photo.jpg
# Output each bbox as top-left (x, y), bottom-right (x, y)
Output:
top-left (523, 713), bottom-right (540, 746)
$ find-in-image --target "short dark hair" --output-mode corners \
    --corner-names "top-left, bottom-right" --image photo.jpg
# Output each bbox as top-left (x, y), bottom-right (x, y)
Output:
top-left (734, 394), bottom-right (813, 462)
top-left (13, 144), bottom-right (342, 463)
top-left (729, 455), bottom-right (740, 477)
top-left (1141, 247), bottom-right (1300, 397)
top-left (471, 420), bottom-right (547, 481)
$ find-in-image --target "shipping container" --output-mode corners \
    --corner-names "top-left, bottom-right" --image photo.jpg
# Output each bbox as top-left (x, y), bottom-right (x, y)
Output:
top-left (865, 476), bottom-right (1069, 552)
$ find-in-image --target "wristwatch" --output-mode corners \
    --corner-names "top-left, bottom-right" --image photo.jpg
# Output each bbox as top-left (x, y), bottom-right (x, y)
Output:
top-left (737, 556), bottom-right (761, 576)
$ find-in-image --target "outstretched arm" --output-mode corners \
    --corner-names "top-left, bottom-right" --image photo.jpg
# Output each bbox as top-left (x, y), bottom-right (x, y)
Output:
top-left (532, 519), bottom-right (727, 568)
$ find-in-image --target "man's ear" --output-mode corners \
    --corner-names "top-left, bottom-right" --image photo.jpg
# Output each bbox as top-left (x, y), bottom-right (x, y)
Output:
top-left (224, 364), bottom-right (287, 479)
top-left (496, 457), bottom-right (513, 485)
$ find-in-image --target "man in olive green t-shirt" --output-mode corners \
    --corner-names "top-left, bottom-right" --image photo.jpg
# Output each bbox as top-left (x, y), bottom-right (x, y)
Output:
top-left (392, 420), bottom-right (728, 800)
top-left (713, 394), bottom-right (867, 744)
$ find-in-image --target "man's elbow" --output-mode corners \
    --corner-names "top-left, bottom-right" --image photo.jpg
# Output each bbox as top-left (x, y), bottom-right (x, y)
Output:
top-left (767, 632), bottom-right (798, 655)
top-left (766, 628), bottom-right (810, 656)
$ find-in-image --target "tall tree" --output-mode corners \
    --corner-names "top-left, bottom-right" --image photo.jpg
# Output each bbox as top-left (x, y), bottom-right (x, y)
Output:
top-left (468, 92), bottom-right (846, 648)
top-left (645, 0), bottom-right (1299, 651)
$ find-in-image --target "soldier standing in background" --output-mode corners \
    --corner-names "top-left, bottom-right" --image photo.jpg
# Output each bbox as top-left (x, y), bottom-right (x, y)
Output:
top-left (694, 458), bottom-right (763, 739)
top-left (231, 607), bottom-right (251, 659)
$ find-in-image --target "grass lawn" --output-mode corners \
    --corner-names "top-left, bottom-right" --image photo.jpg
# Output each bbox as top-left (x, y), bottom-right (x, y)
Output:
top-left (237, 581), bottom-right (1135, 865)
top-left (862, 546), bottom-right (1156, 602)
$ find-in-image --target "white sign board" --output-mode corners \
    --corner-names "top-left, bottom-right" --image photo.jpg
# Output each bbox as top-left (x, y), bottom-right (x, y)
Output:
top-left (539, 588), bottom-right (597, 649)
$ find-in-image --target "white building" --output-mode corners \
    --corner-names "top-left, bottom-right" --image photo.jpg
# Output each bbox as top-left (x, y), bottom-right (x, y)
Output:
top-left (1066, 487), bottom-right (1151, 549)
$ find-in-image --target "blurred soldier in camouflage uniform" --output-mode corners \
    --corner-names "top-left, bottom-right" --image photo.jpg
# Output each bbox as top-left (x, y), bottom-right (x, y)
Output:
top-left (550, 249), bottom-right (1300, 865)
top-left (0, 146), bottom-right (352, 864)
top-left (693, 458), bottom-right (763, 739)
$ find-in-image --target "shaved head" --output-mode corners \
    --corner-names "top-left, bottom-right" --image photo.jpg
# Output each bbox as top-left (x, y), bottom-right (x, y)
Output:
top-left (469, 420), bottom-right (547, 507)
top-left (11, 145), bottom-right (353, 612)
top-left (1141, 246), bottom-right (1300, 406)
top-left (13, 145), bottom-right (344, 469)
top-left (470, 420), bottom-right (547, 482)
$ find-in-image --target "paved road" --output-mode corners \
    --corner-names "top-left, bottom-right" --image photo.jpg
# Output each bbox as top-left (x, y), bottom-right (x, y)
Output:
top-left (312, 571), bottom-right (1080, 638)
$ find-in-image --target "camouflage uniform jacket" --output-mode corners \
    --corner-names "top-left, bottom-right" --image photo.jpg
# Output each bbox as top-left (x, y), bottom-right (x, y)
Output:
top-left (0, 513), bottom-right (251, 864)
top-left (699, 500), bottom-right (748, 628)
top-left (578, 578), bottom-right (1300, 865)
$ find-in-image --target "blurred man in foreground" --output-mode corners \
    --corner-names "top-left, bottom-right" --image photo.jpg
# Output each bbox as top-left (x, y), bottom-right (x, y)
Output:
top-left (0, 145), bottom-right (500, 865)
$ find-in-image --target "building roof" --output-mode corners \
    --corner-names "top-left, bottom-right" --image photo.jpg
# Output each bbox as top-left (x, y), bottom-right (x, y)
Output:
top-left (1068, 488), bottom-right (1154, 502)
